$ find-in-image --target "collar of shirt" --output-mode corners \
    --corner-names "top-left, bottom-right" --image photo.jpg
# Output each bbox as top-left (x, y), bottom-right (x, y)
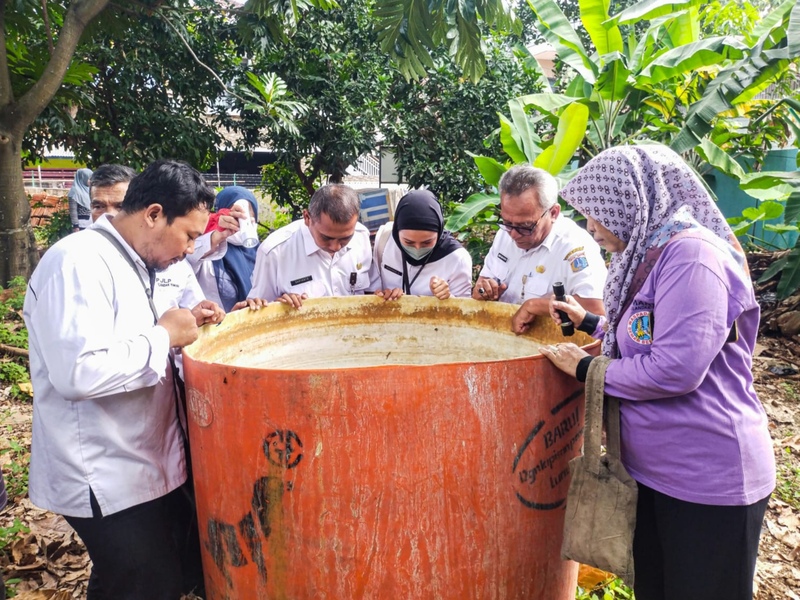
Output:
top-left (300, 221), bottom-right (352, 258)
top-left (92, 213), bottom-right (150, 274)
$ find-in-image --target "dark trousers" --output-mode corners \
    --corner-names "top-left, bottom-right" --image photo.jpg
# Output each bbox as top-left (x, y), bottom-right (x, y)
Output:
top-left (633, 482), bottom-right (769, 600)
top-left (65, 482), bottom-right (204, 600)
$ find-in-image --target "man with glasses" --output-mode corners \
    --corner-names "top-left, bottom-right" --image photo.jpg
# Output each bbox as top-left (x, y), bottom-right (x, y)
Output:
top-left (248, 184), bottom-right (379, 307)
top-left (472, 165), bottom-right (606, 316)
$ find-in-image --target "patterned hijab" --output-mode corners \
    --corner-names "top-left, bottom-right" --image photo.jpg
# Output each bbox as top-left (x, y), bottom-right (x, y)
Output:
top-left (560, 145), bottom-right (745, 357)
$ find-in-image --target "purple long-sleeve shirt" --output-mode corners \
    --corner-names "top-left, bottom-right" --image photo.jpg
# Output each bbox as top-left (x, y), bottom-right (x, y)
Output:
top-left (600, 231), bottom-right (775, 506)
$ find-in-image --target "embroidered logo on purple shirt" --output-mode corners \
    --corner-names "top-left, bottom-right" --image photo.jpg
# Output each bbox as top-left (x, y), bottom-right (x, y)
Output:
top-left (627, 311), bottom-right (653, 344)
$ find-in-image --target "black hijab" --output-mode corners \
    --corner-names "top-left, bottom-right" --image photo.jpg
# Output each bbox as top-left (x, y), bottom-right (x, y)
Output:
top-left (391, 190), bottom-right (463, 267)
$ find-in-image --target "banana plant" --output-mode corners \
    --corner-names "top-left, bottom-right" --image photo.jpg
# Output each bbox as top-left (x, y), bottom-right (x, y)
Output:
top-left (446, 0), bottom-right (799, 234)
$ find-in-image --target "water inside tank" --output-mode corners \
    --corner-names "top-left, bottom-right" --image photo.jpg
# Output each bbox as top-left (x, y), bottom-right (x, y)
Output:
top-left (184, 296), bottom-right (588, 370)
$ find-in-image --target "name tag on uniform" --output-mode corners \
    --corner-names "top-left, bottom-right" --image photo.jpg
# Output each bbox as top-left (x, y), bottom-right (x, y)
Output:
top-left (290, 275), bottom-right (313, 286)
top-left (498, 253), bottom-right (508, 263)
top-left (384, 265), bottom-right (402, 276)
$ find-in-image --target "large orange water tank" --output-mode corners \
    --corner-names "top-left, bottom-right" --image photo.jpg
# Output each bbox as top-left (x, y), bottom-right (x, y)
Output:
top-left (183, 296), bottom-right (599, 599)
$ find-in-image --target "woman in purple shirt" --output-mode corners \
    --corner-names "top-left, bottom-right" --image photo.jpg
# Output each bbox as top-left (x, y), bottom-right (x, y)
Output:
top-left (514, 145), bottom-right (775, 600)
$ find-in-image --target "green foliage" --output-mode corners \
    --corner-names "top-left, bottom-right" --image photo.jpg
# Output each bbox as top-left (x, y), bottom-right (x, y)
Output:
top-left (383, 41), bottom-right (544, 205)
top-left (0, 277), bottom-right (30, 402)
top-left (0, 438), bottom-right (29, 500)
top-left (240, 0), bottom-right (393, 193)
top-left (0, 518), bottom-right (30, 557)
top-left (25, 0), bottom-right (243, 170)
top-left (775, 461), bottom-right (800, 509)
top-left (371, 0), bottom-right (521, 82)
top-left (259, 161), bottom-right (318, 220)
top-left (239, 72), bottom-right (309, 136)
top-left (575, 577), bottom-right (635, 599)
top-left (32, 209), bottom-right (72, 248)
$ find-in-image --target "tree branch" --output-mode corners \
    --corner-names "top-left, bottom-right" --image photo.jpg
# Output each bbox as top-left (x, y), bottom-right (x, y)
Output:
top-left (0, 0), bottom-right (13, 107)
top-left (0, 343), bottom-right (28, 358)
top-left (40, 0), bottom-right (55, 55)
top-left (157, 10), bottom-right (251, 106)
top-left (16, 0), bottom-right (110, 129)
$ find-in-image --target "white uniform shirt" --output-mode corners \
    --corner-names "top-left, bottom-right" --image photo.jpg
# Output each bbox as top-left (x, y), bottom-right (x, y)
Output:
top-left (23, 216), bottom-right (187, 518)
top-left (248, 219), bottom-right (379, 301)
top-left (480, 215), bottom-right (606, 305)
top-left (185, 232), bottom-right (228, 308)
top-left (154, 259), bottom-right (205, 314)
top-left (376, 231), bottom-right (473, 297)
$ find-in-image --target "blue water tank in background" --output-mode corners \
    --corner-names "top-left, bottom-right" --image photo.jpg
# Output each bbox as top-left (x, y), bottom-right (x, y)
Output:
top-left (358, 188), bottom-right (391, 234)
top-left (707, 149), bottom-right (799, 249)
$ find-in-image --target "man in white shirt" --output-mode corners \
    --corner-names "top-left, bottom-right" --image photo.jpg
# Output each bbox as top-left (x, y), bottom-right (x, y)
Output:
top-left (248, 184), bottom-right (379, 307)
top-left (472, 165), bottom-right (606, 317)
top-left (89, 163), bottom-right (235, 319)
top-left (24, 160), bottom-right (215, 599)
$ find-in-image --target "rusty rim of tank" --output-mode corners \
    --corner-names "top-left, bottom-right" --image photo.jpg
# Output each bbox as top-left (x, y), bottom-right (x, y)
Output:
top-left (183, 296), bottom-right (600, 372)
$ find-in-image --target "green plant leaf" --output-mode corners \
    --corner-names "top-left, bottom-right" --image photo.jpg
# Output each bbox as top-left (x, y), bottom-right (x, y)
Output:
top-left (527, 0), bottom-right (598, 83)
top-left (595, 52), bottom-right (631, 101)
top-left (777, 247), bottom-right (800, 298)
top-left (758, 256), bottom-right (788, 282)
top-left (639, 36), bottom-right (748, 84)
top-left (609, 0), bottom-right (706, 26)
top-left (671, 43), bottom-right (794, 154)
top-left (752, 0), bottom-right (796, 43)
top-left (760, 200), bottom-right (786, 220)
top-left (533, 103), bottom-right (589, 175)
top-left (498, 114), bottom-right (527, 163)
top-left (729, 219), bottom-right (754, 237)
top-left (787, 0), bottom-right (800, 57)
top-left (666, 5), bottom-right (698, 46)
top-left (764, 224), bottom-right (799, 233)
top-left (507, 97), bottom-right (542, 162)
top-left (697, 139), bottom-right (746, 180)
top-left (444, 192), bottom-right (500, 231)
top-left (471, 154), bottom-right (507, 187)
top-left (515, 93), bottom-right (578, 114)
top-left (579, 0), bottom-right (623, 55)
top-left (785, 191), bottom-right (800, 224)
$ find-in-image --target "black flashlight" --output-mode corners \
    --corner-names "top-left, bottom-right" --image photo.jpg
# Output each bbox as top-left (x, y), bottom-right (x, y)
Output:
top-left (552, 282), bottom-right (575, 336)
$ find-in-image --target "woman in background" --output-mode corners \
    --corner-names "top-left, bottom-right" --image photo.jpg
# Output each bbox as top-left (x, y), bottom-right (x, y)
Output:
top-left (194, 186), bottom-right (259, 311)
top-left (68, 168), bottom-right (93, 232)
top-left (373, 190), bottom-right (472, 300)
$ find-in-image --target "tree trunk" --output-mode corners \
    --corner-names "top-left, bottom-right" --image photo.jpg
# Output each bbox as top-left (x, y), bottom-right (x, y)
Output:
top-left (0, 131), bottom-right (37, 287)
top-left (0, 0), bottom-right (111, 286)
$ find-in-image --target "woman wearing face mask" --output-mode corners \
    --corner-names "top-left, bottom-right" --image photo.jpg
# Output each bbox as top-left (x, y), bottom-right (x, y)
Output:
top-left (373, 190), bottom-right (472, 300)
top-left (195, 186), bottom-right (259, 312)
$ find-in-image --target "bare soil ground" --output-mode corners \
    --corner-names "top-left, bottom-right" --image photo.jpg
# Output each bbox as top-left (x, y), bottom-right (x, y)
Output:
top-left (0, 337), bottom-right (797, 599)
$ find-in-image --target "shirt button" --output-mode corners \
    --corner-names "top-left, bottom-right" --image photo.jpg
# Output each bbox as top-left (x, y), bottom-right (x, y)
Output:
top-left (334, 288), bottom-right (340, 293)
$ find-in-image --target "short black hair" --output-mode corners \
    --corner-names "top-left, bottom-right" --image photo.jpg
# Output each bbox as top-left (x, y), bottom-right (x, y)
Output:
top-left (308, 184), bottom-right (361, 223)
top-left (121, 159), bottom-right (214, 223)
top-left (89, 164), bottom-right (137, 192)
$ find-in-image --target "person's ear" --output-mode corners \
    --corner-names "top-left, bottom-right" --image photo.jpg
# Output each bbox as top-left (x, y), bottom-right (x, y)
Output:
top-left (303, 209), bottom-right (311, 227)
top-left (144, 204), bottom-right (165, 228)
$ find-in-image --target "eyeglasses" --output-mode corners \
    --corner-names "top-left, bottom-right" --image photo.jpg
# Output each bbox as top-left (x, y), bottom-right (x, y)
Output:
top-left (498, 208), bottom-right (550, 236)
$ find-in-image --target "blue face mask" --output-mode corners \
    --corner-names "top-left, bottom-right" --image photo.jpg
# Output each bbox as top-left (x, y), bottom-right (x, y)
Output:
top-left (401, 244), bottom-right (434, 261)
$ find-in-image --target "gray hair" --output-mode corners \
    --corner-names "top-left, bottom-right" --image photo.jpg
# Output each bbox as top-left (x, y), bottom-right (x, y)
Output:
top-left (499, 165), bottom-right (558, 210)
top-left (90, 164), bottom-right (137, 191)
top-left (308, 184), bottom-right (361, 223)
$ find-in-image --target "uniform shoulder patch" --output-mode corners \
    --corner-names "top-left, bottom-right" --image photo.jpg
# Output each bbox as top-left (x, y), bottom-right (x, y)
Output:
top-left (627, 311), bottom-right (653, 345)
top-left (564, 247), bottom-right (588, 273)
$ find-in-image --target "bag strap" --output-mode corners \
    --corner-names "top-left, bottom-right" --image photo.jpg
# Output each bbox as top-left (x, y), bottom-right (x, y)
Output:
top-left (93, 228), bottom-right (159, 324)
top-left (93, 227), bottom-right (189, 446)
top-left (584, 355), bottom-right (621, 475)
